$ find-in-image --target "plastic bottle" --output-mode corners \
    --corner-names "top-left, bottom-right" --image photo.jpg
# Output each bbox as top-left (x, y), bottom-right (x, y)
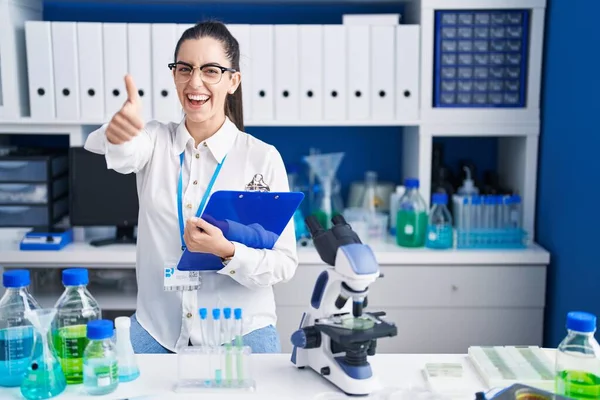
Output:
top-left (83, 320), bottom-right (118, 395)
top-left (0, 270), bottom-right (40, 387)
top-left (53, 268), bottom-right (101, 384)
top-left (555, 311), bottom-right (600, 399)
top-left (426, 193), bottom-right (453, 249)
top-left (114, 317), bottom-right (139, 382)
top-left (396, 178), bottom-right (428, 248)
top-left (360, 171), bottom-right (379, 214)
top-left (457, 166), bottom-right (479, 196)
top-left (389, 185), bottom-right (406, 235)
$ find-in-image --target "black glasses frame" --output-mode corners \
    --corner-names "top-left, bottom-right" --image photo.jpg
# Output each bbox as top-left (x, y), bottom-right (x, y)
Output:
top-left (168, 61), bottom-right (237, 74)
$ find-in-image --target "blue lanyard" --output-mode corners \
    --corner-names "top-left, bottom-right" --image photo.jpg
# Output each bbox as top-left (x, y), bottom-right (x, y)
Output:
top-left (177, 152), bottom-right (226, 250)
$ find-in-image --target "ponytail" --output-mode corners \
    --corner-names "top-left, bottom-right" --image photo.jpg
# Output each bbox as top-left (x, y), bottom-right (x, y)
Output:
top-left (226, 83), bottom-right (244, 132)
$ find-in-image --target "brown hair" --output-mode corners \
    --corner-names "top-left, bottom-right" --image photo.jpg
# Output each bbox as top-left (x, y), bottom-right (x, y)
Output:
top-left (174, 20), bottom-right (244, 131)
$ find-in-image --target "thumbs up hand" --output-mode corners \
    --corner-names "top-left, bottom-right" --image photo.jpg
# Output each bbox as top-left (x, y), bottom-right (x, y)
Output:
top-left (106, 75), bottom-right (145, 145)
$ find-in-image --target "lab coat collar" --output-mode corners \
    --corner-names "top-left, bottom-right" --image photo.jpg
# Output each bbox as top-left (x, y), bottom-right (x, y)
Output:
top-left (173, 116), bottom-right (239, 163)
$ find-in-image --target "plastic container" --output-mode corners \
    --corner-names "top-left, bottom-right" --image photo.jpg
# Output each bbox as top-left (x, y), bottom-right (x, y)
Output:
top-left (555, 311), bottom-right (600, 399)
top-left (457, 166), bottom-right (479, 196)
top-left (83, 320), bottom-right (118, 395)
top-left (53, 268), bottom-right (101, 384)
top-left (0, 270), bottom-right (40, 387)
top-left (396, 178), bottom-right (428, 248)
top-left (426, 193), bottom-right (453, 249)
top-left (114, 317), bottom-right (139, 382)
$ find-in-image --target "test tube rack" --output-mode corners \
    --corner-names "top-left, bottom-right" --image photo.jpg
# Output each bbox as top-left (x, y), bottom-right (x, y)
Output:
top-left (468, 346), bottom-right (555, 393)
top-left (174, 345), bottom-right (255, 393)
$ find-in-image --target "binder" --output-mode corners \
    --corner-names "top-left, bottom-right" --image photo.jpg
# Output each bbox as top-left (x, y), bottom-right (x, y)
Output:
top-left (102, 23), bottom-right (128, 119)
top-left (323, 25), bottom-right (346, 121)
top-left (25, 21), bottom-right (55, 120)
top-left (77, 22), bottom-right (104, 121)
top-left (151, 23), bottom-right (180, 123)
top-left (395, 25), bottom-right (420, 122)
top-left (177, 190), bottom-right (304, 271)
top-left (227, 24), bottom-right (252, 122)
top-left (347, 25), bottom-right (370, 120)
top-left (342, 14), bottom-right (401, 25)
top-left (127, 23), bottom-right (153, 122)
top-left (299, 25), bottom-right (323, 121)
top-left (274, 25), bottom-right (299, 121)
top-left (249, 25), bottom-right (274, 121)
top-left (51, 22), bottom-right (80, 120)
top-left (371, 25), bottom-right (395, 121)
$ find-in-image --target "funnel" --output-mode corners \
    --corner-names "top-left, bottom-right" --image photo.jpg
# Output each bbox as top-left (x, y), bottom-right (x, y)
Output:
top-left (21, 309), bottom-right (66, 400)
top-left (303, 152), bottom-right (344, 228)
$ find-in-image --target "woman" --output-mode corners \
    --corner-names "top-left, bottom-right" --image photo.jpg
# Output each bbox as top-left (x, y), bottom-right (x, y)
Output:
top-left (84, 21), bottom-right (298, 354)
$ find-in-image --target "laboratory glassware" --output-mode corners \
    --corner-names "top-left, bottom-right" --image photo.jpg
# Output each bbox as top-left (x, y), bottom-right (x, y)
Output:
top-left (396, 178), bottom-right (428, 248)
top-left (303, 152), bottom-right (344, 229)
top-left (83, 319), bottom-right (119, 395)
top-left (20, 308), bottom-right (67, 400)
top-left (53, 268), bottom-right (101, 384)
top-left (114, 316), bottom-right (139, 382)
top-left (0, 269), bottom-right (40, 387)
top-left (426, 193), bottom-right (453, 249)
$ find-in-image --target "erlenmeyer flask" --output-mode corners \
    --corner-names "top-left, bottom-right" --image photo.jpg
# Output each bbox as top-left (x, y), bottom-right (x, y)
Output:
top-left (21, 309), bottom-right (67, 400)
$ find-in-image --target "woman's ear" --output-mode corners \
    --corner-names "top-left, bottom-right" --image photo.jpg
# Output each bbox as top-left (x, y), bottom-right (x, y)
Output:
top-left (228, 72), bottom-right (241, 94)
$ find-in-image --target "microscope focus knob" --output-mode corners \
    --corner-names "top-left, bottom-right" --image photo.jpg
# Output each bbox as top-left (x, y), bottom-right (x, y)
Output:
top-left (291, 326), bottom-right (321, 349)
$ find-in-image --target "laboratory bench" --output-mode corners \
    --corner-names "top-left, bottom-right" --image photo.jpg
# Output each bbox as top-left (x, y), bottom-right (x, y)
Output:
top-left (0, 353), bottom-right (495, 400)
top-left (0, 231), bottom-right (550, 355)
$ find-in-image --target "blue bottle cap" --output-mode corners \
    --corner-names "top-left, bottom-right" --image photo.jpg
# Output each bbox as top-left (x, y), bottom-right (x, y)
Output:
top-left (471, 196), bottom-right (482, 205)
top-left (3, 270), bottom-right (30, 288)
top-left (199, 308), bottom-right (208, 319)
top-left (212, 308), bottom-right (221, 320)
top-left (432, 193), bottom-right (447, 205)
top-left (404, 178), bottom-right (419, 189)
top-left (62, 268), bottom-right (89, 286)
top-left (223, 307), bottom-right (232, 319)
top-left (87, 320), bottom-right (114, 340)
top-left (234, 308), bottom-right (242, 320)
top-left (567, 311), bottom-right (597, 333)
top-left (484, 196), bottom-right (495, 205)
top-left (511, 194), bottom-right (521, 204)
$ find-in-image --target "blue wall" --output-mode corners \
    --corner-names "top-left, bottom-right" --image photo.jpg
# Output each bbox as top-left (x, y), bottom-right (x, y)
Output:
top-left (41, 1), bottom-right (496, 203)
top-left (538, 0), bottom-right (600, 346)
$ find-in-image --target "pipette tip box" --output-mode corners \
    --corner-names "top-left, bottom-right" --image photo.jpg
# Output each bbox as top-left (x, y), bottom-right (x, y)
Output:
top-left (175, 345), bottom-right (255, 393)
top-left (468, 346), bottom-right (555, 393)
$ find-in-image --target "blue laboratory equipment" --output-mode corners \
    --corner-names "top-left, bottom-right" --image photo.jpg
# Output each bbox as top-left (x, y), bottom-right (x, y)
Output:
top-left (426, 193), bottom-right (453, 249)
top-left (434, 9), bottom-right (530, 108)
top-left (83, 319), bottom-right (118, 395)
top-left (0, 270), bottom-right (40, 388)
top-left (114, 316), bottom-right (139, 382)
top-left (20, 308), bottom-right (67, 400)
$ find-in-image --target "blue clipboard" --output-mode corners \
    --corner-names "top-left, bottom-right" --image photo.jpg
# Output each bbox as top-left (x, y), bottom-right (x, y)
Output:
top-left (176, 190), bottom-right (305, 271)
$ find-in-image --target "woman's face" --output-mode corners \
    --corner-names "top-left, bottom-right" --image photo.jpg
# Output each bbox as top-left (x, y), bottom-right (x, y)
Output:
top-left (173, 37), bottom-right (240, 124)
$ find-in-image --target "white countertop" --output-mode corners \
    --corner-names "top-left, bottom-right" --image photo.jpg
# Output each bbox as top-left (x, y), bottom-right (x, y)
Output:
top-left (0, 353), bottom-right (492, 400)
top-left (0, 234), bottom-right (550, 268)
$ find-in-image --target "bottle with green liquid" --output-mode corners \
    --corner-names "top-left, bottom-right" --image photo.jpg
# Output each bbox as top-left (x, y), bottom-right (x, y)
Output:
top-left (555, 311), bottom-right (600, 399)
top-left (396, 178), bottom-right (428, 248)
top-left (52, 269), bottom-right (101, 384)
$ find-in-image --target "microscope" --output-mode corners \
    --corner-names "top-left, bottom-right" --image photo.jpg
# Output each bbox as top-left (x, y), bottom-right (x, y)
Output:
top-left (290, 214), bottom-right (397, 396)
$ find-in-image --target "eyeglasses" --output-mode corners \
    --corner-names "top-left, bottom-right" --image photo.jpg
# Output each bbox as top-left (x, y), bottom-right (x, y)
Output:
top-left (168, 61), bottom-right (237, 85)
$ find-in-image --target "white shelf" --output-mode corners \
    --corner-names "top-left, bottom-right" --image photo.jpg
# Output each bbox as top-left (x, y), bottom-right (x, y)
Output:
top-left (37, 289), bottom-right (136, 311)
top-left (0, 237), bottom-right (550, 268)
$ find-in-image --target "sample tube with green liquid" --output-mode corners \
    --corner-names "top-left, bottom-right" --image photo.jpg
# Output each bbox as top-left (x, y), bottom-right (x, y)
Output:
top-left (396, 178), bottom-right (428, 248)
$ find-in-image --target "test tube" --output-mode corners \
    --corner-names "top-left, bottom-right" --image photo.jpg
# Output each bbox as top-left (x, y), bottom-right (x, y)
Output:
top-left (234, 308), bottom-right (243, 384)
top-left (495, 195), bottom-right (504, 229)
top-left (510, 195), bottom-right (522, 229)
top-left (223, 308), bottom-right (233, 386)
top-left (212, 308), bottom-right (222, 385)
top-left (198, 308), bottom-right (211, 386)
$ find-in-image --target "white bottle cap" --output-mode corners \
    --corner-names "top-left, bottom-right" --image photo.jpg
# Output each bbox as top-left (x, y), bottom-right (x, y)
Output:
top-left (115, 316), bottom-right (131, 329)
top-left (396, 185), bottom-right (405, 194)
top-left (460, 167), bottom-right (475, 193)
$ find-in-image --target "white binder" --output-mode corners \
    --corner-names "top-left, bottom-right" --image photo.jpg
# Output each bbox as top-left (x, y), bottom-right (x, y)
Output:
top-left (249, 25), bottom-right (274, 121)
top-left (151, 23), bottom-right (180, 123)
top-left (274, 25), bottom-right (299, 121)
top-left (128, 23), bottom-right (153, 122)
top-left (299, 25), bottom-right (323, 121)
top-left (51, 22), bottom-right (79, 120)
top-left (323, 25), bottom-right (346, 121)
top-left (77, 22), bottom-right (104, 121)
top-left (25, 21), bottom-right (55, 120)
top-left (371, 25), bottom-right (395, 121)
top-left (396, 25), bottom-right (420, 122)
top-left (347, 25), bottom-right (370, 120)
top-left (103, 23), bottom-right (128, 119)
top-left (227, 24), bottom-right (252, 122)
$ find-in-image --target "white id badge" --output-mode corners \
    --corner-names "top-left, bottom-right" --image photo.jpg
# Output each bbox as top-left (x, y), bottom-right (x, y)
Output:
top-left (163, 266), bottom-right (201, 291)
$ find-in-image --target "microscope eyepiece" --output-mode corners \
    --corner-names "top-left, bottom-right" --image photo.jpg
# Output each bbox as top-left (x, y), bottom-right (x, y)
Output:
top-left (332, 214), bottom-right (347, 226)
top-left (305, 215), bottom-right (324, 237)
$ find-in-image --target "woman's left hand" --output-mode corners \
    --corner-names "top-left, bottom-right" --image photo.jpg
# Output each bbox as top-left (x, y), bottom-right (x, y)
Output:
top-left (183, 217), bottom-right (235, 258)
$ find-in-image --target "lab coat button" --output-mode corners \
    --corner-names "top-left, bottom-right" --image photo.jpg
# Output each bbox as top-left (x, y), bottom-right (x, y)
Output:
top-left (229, 270), bottom-right (235, 275)
top-left (203, 142), bottom-right (208, 147)
top-left (193, 180), bottom-right (198, 185)
top-left (195, 154), bottom-right (200, 159)
top-left (186, 312), bottom-right (192, 318)
top-left (186, 203), bottom-right (192, 209)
